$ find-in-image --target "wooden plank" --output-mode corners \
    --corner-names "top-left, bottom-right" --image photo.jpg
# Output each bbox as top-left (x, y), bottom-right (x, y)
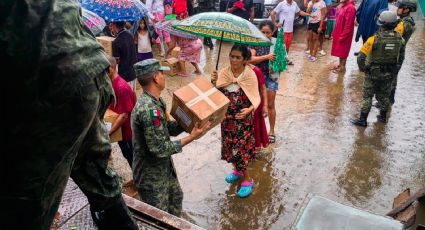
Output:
top-left (123, 194), bottom-right (205, 230)
top-left (387, 188), bottom-right (425, 217)
top-left (392, 188), bottom-right (416, 227)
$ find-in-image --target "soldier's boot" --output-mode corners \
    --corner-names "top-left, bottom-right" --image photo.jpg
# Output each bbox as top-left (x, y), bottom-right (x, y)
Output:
top-left (377, 110), bottom-right (388, 123)
top-left (90, 196), bottom-right (138, 230)
top-left (350, 112), bottom-right (369, 127)
top-left (389, 89), bottom-right (396, 104)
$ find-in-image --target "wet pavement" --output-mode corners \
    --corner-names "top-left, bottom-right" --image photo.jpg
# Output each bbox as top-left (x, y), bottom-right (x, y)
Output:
top-left (110, 14), bottom-right (425, 230)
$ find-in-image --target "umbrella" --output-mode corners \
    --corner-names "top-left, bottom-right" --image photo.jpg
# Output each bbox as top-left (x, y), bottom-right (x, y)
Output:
top-left (81, 0), bottom-right (147, 22)
top-left (81, 8), bottom-right (106, 35)
top-left (270, 28), bottom-right (287, 73)
top-left (173, 12), bottom-right (272, 69)
top-left (155, 20), bottom-right (198, 40)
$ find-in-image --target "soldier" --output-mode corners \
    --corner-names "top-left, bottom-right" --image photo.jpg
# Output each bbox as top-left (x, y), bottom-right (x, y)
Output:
top-left (351, 11), bottom-right (405, 127)
top-left (390, 0), bottom-right (417, 104)
top-left (132, 59), bottom-right (210, 216)
top-left (1, 1), bottom-right (138, 229)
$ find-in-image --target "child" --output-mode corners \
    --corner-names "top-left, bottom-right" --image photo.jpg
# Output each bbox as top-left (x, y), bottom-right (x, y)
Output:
top-left (249, 21), bottom-right (279, 144)
top-left (325, 0), bottom-right (338, 39)
top-left (134, 19), bottom-right (153, 62)
top-left (306, 0), bottom-right (327, 62)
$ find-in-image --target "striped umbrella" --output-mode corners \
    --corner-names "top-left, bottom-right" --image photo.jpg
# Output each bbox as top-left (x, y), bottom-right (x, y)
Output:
top-left (155, 20), bottom-right (198, 39)
top-left (173, 12), bottom-right (272, 69)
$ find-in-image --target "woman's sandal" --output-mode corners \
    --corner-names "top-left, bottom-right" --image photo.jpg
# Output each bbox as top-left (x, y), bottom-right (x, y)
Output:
top-left (237, 179), bottom-right (254, 198)
top-left (225, 170), bottom-right (243, 183)
top-left (268, 135), bottom-right (276, 143)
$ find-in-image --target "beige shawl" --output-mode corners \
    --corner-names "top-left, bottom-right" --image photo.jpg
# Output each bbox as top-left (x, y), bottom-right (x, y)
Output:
top-left (216, 65), bottom-right (261, 109)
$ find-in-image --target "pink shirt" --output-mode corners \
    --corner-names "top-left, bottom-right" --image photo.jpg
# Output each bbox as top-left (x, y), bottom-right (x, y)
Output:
top-left (109, 75), bottom-right (136, 141)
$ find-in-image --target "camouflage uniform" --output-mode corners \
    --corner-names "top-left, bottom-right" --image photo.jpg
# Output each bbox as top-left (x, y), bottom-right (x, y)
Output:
top-left (132, 60), bottom-right (185, 216)
top-left (1, 0), bottom-right (136, 229)
top-left (391, 16), bottom-right (415, 103)
top-left (357, 30), bottom-right (404, 114)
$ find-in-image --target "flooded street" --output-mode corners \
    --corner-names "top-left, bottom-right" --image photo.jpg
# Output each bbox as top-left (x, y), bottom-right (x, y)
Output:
top-left (111, 14), bottom-right (425, 229)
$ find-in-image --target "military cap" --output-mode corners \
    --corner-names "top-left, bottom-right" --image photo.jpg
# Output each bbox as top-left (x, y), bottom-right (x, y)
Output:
top-left (134, 59), bottom-right (170, 77)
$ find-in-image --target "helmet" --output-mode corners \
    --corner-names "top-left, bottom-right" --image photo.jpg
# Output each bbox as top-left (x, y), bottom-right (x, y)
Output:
top-left (395, 0), bottom-right (417, 12)
top-left (377, 11), bottom-right (399, 28)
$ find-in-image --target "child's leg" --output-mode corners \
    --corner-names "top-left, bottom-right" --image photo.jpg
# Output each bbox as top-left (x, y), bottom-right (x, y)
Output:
top-left (191, 62), bottom-right (202, 74)
top-left (312, 32), bottom-right (320, 57)
top-left (308, 30), bottom-right (314, 55)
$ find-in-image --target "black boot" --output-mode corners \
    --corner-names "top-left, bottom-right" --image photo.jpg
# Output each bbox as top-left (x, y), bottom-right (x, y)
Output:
top-left (389, 89), bottom-right (396, 104)
top-left (350, 112), bottom-right (368, 127)
top-left (91, 196), bottom-right (138, 230)
top-left (377, 110), bottom-right (388, 123)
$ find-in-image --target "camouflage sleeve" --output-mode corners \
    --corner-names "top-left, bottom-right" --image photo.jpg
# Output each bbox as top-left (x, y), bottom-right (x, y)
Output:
top-left (167, 121), bottom-right (185, 136)
top-left (357, 52), bottom-right (367, 72)
top-left (398, 40), bottom-right (407, 67)
top-left (137, 106), bottom-right (182, 158)
top-left (403, 22), bottom-right (414, 43)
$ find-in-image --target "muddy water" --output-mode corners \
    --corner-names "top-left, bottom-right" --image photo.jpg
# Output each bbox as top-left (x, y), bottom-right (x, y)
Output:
top-left (111, 15), bottom-right (425, 229)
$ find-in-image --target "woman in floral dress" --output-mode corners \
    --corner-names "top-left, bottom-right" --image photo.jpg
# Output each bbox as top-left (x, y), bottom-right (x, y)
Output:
top-left (211, 44), bottom-right (261, 198)
top-left (166, 36), bottom-right (203, 76)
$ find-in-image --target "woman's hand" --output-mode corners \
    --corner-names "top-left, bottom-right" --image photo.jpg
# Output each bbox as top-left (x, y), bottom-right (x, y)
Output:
top-left (235, 106), bottom-right (254, 119)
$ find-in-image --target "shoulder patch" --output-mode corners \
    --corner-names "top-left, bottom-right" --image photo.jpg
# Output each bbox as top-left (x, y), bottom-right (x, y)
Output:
top-left (150, 109), bottom-right (161, 117)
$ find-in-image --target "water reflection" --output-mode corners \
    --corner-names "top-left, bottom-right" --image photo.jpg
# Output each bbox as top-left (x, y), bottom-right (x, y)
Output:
top-left (218, 149), bottom-right (284, 230)
top-left (338, 124), bottom-right (388, 203)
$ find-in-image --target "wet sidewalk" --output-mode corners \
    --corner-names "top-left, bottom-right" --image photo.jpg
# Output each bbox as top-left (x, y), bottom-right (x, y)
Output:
top-left (105, 14), bottom-right (424, 230)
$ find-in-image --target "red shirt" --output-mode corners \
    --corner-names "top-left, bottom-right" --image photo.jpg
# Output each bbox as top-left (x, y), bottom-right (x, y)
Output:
top-left (109, 75), bottom-right (136, 141)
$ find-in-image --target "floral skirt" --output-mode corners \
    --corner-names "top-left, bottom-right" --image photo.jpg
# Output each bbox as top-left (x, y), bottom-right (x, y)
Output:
top-left (220, 89), bottom-right (256, 172)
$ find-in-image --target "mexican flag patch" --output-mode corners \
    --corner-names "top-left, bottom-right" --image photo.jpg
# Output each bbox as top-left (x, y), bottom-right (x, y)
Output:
top-left (150, 109), bottom-right (161, 117)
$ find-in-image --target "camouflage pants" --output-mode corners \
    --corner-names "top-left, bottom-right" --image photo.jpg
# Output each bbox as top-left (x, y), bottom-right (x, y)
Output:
top-left (361, 76), bottom-right (392, 113)
top-left (2, 72), bottom-right (122, 229)
top-left (137, 169), bottom-right (183, 217)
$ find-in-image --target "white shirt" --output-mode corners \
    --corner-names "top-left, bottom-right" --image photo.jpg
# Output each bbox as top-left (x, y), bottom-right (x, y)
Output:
top-left (273, 0), bottom-right (300, 33)
top-left (137, 32), bottom-right (152, 53)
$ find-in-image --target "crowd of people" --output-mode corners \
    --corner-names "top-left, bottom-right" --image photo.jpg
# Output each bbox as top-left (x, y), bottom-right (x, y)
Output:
top-left (2, 0), bottom-right (418, 229)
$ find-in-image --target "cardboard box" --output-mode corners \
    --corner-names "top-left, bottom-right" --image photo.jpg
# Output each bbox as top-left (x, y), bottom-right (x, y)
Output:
top-left (104, 109), bottom-right (123, 143)
top-left (161, 58), bottom-right (180, 76)
top-left (170, 77), bottom-right (230, 133)
top-left (96, 36), bottom-right (115, 56)
top-left (170, 47), bottom-right (181, 58)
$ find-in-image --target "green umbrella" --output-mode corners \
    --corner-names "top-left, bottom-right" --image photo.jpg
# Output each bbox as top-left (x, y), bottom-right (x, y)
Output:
top-left (173, 12), bottom-right (272, 69)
